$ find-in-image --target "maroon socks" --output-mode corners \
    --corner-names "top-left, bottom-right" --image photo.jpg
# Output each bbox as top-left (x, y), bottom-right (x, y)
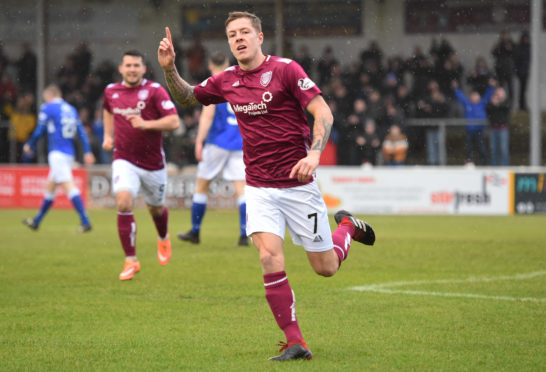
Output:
top-left (264, 271), bottom-right (304, 344)
top-left (152, 207), bottom-right (169, 239)
top-left (118, 212), bottom-right (136, 257)
top-left (332, 220), bottom-right (355, 266)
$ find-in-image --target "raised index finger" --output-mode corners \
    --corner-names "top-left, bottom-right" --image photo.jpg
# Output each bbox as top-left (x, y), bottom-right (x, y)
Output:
top-left (165, 27), bottom-right (172, 43)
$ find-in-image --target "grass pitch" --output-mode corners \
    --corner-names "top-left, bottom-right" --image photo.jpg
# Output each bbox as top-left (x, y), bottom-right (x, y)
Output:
top-left (1, 208), bottom-right (545, 371)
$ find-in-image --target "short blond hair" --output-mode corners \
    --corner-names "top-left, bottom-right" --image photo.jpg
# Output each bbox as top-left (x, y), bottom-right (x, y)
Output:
top-left (44, 84), bottom-right (62, 98)
top-left (225, 11), bottom-right (262, 34)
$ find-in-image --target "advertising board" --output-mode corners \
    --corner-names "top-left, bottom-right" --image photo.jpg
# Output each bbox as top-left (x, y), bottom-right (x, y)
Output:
top-left (316, 167), bottom-right (511, 215)
top-left (0, 166), bottom-right (86, 209)
top-left (513, 173), bottom-right (546, 214)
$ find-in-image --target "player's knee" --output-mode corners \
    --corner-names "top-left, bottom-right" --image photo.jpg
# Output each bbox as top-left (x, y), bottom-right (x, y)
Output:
top-left (307, 251), bottom-right (339, 277)
top-left (148, 205), bottom-right (164, 217)
top-left (117, 204), bottom-right (132, 213)
top-left (116, 191), bottom-right (133, 212)
top-left (312, 261), bottom-right (338, 277)
top-left (259, 251), bottom-right (284, 273)
top-left (314, 267), bottom-right (337, 277)
top-left (259, 253), bottom-right (275, 268)
top-left (116, 198), bottom-right (133, 213)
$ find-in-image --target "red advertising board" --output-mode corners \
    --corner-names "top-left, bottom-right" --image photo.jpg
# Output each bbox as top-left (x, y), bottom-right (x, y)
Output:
top-left (0, 166), bottom-right (87, 209)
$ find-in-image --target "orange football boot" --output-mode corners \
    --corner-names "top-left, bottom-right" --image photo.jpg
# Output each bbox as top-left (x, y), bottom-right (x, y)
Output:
top-left (119, 259), bottom-right (141, 281)
top-left (157, 236), bottom-right (172, 265)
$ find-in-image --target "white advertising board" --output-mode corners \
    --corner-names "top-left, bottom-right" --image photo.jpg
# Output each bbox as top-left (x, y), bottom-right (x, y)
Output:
top-left (316, 167), bottom-right (511, 215)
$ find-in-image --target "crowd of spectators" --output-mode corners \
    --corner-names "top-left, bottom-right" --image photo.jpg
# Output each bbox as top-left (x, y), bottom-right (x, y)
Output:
top-left (300, 31), bottom-right (530, 166)
top-left (0, 30), bottom-right (531, 167)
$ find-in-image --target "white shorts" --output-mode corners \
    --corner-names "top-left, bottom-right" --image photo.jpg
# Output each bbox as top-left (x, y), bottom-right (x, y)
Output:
top-left (196, 143), bottom-right (245, 181)
top-left (245, 179), bottom-right (333, 252)
top-left (48, 151), bottom-right (74, 183)
top-left (112, 159), bottom-right (167, 206)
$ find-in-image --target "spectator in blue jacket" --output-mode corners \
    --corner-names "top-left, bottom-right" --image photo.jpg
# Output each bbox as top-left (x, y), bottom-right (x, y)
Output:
top-left (452, 79), bottom-right (496, 165)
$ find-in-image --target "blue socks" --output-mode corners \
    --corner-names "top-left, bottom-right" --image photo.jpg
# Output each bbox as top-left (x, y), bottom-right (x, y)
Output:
top-left (191, 193), bottom-right (208, 233)
top-left (68, 188), bottom-right (90, 227)
top-left (33, 188), bottom-right (90, 228)
top-left (190, 193), bottom-right (246, 237)
top-left (34, 192), bottom-right (55, 226)
top-left (237, 195), bottom-right (246, 237)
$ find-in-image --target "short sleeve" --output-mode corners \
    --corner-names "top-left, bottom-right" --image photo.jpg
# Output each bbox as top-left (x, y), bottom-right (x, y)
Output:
top-left (102, 88), bottom-right (111, 113)
top-left (284, 61), bottom-right (321, 109)
top-left (153, 85), bottom-right (179, 117)
top-left (193, 73), bottom-right (227, 106)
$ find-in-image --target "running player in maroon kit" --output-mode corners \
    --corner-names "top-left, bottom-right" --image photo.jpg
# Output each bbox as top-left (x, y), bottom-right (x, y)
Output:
top-left (158, 13), bottom-right (375, 360)
top-left (102, 50), bottom-right (180, 281)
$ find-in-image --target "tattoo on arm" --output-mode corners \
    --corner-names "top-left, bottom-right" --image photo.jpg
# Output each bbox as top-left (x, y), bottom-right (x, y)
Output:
top-left (163, 68), bottom-right (200, 106)
top-left (311, 116), bottom-right (332, 152)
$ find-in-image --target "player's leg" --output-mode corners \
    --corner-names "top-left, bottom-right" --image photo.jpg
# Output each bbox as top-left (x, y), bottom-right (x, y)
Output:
top-left (233, 180), bottom-right (247, 245)
top-left (148, 203), bottom-right (169, 240)
top-left (224, 149), bottom-right (247, 245)
top-left (141, 166), bottom-right (171, 265)
top-left (59, 180), bottom-right (92, 232)
top-left (179, 144), bottom-right (225, 243)
top-left (23, 179), bottom-right (57, 230)
top-left (116, 190), bottom-right (140, 279)
top-left (24, 151), bottom-right (73, 230)
top-left (178, 177), bottom-right (211, 243)
top-left (281, 181), bottom-right (340, 276)
top-left (253, 232), bottom-right (311, 361)
top-left (302, 210), bottom-right (376, 275)
top-left (112, 160), bottom-right (140, 280)
top-left (147, 203), bottom-right (171, 265)
top-left (48, 151), bottom-right (91, 230)
top-left (329, 209), bottom-right (375, 267)
top-left (246, 186), bottom-right (311, 361)
top-left (282, 180), bottom-right (375, 275)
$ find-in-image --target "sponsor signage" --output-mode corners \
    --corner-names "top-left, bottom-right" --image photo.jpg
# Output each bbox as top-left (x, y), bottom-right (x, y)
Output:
top-left (316, 167), bottom-right (511, 215)
top-left (0, 166), bottom-right (86, 209)
top-left (513, 173), bottom-right (546, 214)
top-left (7, 166), bottom-right (545, 216)
top-left (86, 167), bottom-right (238, 209)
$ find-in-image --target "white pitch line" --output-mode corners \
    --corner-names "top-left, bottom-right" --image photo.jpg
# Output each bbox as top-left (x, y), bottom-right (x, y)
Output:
top-left (358, 288), bottom-right (546, 303)
top-left (349, 271), bottom-right (546, 303)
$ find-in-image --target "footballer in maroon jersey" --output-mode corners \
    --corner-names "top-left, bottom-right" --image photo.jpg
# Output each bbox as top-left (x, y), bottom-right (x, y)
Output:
top-left (103, 79), bottom-right (177, 170)
top-left (193, 55), bottom-right (321, 188)
top-left (158, 13), bottom-right (375, 360)
top-left (102, 50), bottom-right (180, 281)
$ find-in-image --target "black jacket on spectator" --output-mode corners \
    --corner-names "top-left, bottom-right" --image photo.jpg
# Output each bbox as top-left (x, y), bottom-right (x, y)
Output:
top-left (486, 101), bottom-right (510, 129)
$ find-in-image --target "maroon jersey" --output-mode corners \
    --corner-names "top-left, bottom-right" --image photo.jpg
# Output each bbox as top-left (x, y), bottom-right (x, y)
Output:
top-left (103, 79), bottom-right (178, 170)
top-left (193, 55), bottom-right (321, 188)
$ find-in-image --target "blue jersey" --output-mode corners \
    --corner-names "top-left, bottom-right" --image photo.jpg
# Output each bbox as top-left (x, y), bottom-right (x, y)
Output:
top-left (206, 102), bottom-right (243, 151)
top-left (27, 98), bottom-right (92, 156)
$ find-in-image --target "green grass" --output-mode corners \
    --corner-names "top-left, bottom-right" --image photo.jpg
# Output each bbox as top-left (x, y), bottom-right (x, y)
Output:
top-left (1, 209), bottom-right (545, 371)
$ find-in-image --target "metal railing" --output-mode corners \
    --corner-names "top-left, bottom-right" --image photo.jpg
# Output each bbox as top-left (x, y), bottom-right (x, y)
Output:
top-left (2, 118), bottom-right (490, 166)
top-left (406, 118), bottom-right (488, 165)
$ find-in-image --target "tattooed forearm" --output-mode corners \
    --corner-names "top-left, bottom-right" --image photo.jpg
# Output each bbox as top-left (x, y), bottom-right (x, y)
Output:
top-left (163, 68), bottom-right (200, 107)
top-left (311, 116), bottom-right (332, 152)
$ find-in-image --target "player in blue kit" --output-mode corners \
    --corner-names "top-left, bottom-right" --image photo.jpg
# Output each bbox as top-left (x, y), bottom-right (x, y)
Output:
top-left (22, 84), bottom-right (95, 232)
top-left (177, 52), bottom-right (248, 246)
